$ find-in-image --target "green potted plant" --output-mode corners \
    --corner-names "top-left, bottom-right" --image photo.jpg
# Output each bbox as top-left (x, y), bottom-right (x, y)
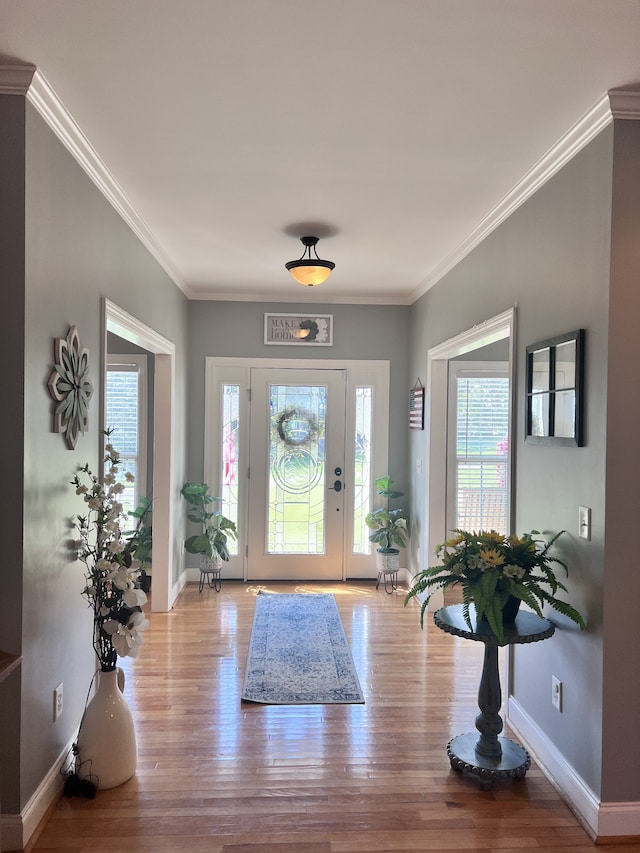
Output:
top-left (365, 475), bottom-right (408, 573)
top-left (180, 482), bottom-right (238, 569)
top-left (405, 528), bottom-right (585, 643)
top-left (124, 496), bottom-right (153, 593)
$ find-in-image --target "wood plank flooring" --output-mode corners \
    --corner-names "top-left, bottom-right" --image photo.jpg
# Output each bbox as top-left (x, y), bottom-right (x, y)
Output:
top-left (28, 581), bottom-right (632, 852)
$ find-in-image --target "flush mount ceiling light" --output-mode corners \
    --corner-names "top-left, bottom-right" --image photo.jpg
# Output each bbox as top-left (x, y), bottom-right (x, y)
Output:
top-left (285, 236), bottom-right (335, 286)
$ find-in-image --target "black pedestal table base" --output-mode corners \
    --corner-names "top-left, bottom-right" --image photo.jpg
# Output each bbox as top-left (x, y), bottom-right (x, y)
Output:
top-left (447, 733), bottom-right (531, 790)
top-left (434, 605), bottom-right (554, 790)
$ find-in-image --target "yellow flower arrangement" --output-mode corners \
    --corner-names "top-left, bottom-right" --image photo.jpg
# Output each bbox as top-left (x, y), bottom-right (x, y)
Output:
top-left (405, 528), bottom-right (585, 643)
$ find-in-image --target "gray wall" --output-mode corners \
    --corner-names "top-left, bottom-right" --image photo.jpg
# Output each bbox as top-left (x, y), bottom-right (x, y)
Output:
top-left (409, 124), bottom-right (630, 801)
top-left (451, 338), bottom-right (509, 362)
top-left (601, 119), bottom-right (640, 801)
top-left (0, 93), bottom-right (27, 822)
top-left (185, 301), bottom-right (411, 494)
top-left (0, 99), bottom-right (189, 815)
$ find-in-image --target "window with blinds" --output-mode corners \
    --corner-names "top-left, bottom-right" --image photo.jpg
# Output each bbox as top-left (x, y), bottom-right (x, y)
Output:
top-left (106, 354), bottom-right (148, 516)
top-left (448, 366), bottom-right (509, 535)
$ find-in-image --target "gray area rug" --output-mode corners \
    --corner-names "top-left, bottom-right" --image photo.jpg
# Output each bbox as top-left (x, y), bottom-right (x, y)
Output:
top-left (241, 592), bottom-right (365, 704)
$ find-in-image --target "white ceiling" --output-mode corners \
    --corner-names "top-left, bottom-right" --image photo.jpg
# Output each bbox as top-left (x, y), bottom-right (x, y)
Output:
top-left (2, 1), bottom-right (640, 304)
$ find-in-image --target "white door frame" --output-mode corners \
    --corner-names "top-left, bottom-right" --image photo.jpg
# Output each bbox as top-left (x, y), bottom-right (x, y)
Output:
top-left (103, 299), bottom-right (176, 613)
top-left (425, 308), bottom-right (516, 611)
top-left (205, 357), bottom-right (390, 581)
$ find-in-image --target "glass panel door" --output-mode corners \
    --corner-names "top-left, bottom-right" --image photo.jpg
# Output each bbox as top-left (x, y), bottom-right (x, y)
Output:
top-left (247, 368), bottom-right (346, 580)
top-left (267, 383), bottom-right (327, 555)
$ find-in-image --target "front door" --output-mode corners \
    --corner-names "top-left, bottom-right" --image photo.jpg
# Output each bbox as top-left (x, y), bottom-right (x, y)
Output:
top-left (247, 368), bottom-right (346, 580)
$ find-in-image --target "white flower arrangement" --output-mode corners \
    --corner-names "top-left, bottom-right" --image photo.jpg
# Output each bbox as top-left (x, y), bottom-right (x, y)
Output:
top-left (71, 436), bottom-right (149, 671)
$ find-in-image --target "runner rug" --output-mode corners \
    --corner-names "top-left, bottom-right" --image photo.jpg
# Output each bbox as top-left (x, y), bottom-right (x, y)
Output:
top-left (241, 592), bottom-right (365, 704)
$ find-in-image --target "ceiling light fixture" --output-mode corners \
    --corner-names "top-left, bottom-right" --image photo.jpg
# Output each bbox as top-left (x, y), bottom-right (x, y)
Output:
top-left (285, 236), bottom-right (335, 286)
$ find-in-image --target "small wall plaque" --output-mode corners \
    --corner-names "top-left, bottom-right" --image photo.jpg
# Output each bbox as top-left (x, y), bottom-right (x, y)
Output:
top-left (264, 313), bottom-right (333, 346)
top-left (409, 380), bottom-right (424, 430)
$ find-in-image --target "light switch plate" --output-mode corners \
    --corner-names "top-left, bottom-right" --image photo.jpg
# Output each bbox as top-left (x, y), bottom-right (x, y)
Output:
top-left (579, 506), bottom-right (591, 540)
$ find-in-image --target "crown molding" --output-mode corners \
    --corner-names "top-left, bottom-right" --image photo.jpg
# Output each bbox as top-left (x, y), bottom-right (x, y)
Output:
top-left (0, 63), bottom-right (37, 95)
top-left (411, 90), bottom-right (633, 302)
top-left (24, 69), bottom-right (186, 294)
top-left (6, 65), bottom-right (639, 305)
top-left (185, 287), bottom-right (412, 305)
top-left (608, 88), bottom-right (640, 120)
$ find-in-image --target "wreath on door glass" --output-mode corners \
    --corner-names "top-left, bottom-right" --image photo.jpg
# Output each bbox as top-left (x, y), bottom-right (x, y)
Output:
top-left (274, 408), bottom-right (319, 447)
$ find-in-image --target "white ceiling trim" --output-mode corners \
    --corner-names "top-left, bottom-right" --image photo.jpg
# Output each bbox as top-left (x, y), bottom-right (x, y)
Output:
top-left (608, 88), bottom-right (640, 120)
top-left (0, 63), bottom-right (36, 94)
top-left (410, 91), bottom-right (620, 303)
top-left (4, 65), bottom-right (638, 307)
top-left (187, 288), bottom-right (411, 305)
top-left (24, 69), bottom-right (186, 294)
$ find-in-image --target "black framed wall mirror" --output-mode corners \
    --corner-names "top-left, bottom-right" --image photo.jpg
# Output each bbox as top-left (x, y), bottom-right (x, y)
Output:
top-left (526, 329), bottom-right (585, 446)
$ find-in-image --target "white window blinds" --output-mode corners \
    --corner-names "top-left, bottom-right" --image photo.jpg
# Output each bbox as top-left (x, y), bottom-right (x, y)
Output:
top-left (451, 369), bottom-right (509, 534)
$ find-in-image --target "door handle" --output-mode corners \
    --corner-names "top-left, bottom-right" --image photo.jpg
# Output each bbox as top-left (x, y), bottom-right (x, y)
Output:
top-left (329, 479), bottom-right (343, 492)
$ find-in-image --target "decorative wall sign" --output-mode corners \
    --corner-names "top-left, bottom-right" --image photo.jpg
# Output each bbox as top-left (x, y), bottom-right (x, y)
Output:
top-left (264, 313), bottom-right (333, 346)
top-left (48, 325), bottom-right (94, 449)
top-left (409, 380), bottom-right (424, 430)
top-left (526, 329), bottom-right (584, 446)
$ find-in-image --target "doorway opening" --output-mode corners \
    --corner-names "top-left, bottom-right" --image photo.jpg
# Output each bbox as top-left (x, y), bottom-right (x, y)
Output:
top-left (447, 349), bottom-right (510, 536)
top-left (103, 299), bottom-right (175, 612)
top-left (425, 308), bottom-right (515, 611)
top-left (204, 357), bottom-right (390, 581)
top-left (106, 348), bottom-right (151, 517)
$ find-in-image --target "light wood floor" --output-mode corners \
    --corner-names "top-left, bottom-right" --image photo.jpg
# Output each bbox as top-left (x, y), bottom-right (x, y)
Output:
top-left (28, 581), bottom-right (632, 852)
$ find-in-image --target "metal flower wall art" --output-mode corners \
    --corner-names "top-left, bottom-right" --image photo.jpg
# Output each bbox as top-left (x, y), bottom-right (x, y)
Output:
top-left (48, 325), bottom-right (94, 449)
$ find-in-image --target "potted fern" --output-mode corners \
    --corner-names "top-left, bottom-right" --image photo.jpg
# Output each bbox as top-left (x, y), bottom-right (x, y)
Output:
top-left (405, 528), bottom-right (585, 643)
top-left (365, 475), bottom-right (408, 573)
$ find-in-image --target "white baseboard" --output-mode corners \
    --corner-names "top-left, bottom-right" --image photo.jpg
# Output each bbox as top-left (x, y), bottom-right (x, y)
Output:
top-left (183, 568), bottom-right (242, 585)
top-left (1, 736), bottom-right (74, 851)
top-left (398, 567), bottom-right (411, 588)
top-left (171, 569), bottom-right (189, 604)
top-left (182, 570), bottom-right (387, 585)
top-left (598, 801), bottom-right (640, 839)
top-left (508, 696), bottom-right (640, 840)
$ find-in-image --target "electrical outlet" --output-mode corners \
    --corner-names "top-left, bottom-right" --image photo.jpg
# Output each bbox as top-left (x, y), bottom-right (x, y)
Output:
top-left (53, 683), bottom-right (63, 721)
top-left (551, 675), bottom-right (562, 712)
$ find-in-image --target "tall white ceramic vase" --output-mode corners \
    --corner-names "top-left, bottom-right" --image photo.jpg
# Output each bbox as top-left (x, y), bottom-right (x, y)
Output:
top-left (77, 669), bottom-right (137, 789)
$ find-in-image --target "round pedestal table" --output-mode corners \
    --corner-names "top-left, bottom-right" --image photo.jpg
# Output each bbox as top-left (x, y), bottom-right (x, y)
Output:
top-left (434, 605), bottom-right (555, 789)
